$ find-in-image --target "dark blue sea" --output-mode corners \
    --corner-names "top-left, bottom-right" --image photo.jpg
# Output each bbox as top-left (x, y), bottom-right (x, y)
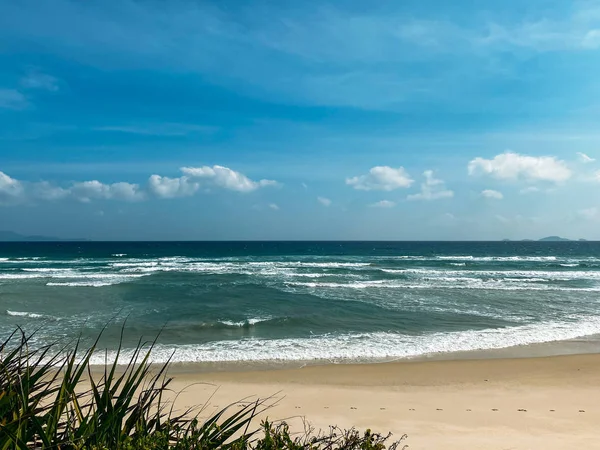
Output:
top-left (2, 241), bottom-right (600, 365)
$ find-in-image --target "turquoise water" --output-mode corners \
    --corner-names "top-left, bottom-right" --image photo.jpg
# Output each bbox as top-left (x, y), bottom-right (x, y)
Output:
top-left (2, 241), bottom-right (600, 364)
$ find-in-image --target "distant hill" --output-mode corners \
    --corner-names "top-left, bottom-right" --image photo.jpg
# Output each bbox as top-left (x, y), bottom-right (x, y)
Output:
top-left (502, 236), bottom-right (588, 242)
top-left (0, 231), bottom-right (85, 242)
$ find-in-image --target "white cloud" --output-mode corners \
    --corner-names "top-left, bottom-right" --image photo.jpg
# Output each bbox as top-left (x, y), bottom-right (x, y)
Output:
top-left (30, 181), bottom-right (70, 200)
top-left (468, 152), bottom-right (571, 183)
top-left (0, 171), bottom-right (24, 202)
top-left (148, 175), bottom-right (199, 199)
top-left (369, 200), bottom-right (396, 208)
top-left (20, 70), bottom-right (59, 91)
top-left (70, 180), bottom-right (144, 202)
top-left (0, 171), bottom-right (145, 204)
top-left (0, 89), bottom-right (28, 110)
top-left (407, 170), bottom-right (453, 201)
top-left (481, 189), bottom-right (503, 200)
top-left (180, 165), bottom-right (277, 192)
top-left (577, 152), bottom-right (596, 163)
top-left (1, 165), bottom-right (271, 205)
top-left (268, 203), bottom-right (279, 210)
top-left (148, 165), bottom-right (277, 198)
top-left (317, 196), bottom-right (332, 207)
top-left (346, 166), bottom-right (413, 191)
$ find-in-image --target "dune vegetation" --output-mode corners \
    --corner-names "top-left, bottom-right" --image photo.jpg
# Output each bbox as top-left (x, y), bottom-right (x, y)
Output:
top-left (0, 328), bottom-right (405, 450)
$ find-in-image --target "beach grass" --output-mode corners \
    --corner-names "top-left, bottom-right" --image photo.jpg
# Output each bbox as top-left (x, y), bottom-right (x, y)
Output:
top-left (0, 328), bottom-right (405, 450)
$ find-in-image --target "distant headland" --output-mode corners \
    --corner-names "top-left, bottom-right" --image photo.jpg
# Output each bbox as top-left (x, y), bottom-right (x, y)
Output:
top-left (502, 236), bottom-right (587, 242)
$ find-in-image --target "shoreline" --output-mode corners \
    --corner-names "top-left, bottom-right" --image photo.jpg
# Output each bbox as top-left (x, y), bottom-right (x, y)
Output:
top-left (154, 334), bottom-right (600, 374)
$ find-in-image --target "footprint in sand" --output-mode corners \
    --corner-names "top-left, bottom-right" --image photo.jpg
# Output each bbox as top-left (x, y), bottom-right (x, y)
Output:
top-left (517, 409), bottom-right (527, 412)
top-left (350, 407), bottom-right (357, 410)
top-left (409, 408), bottom-right (415, 411)
top-left (492, 409), bottom-right (498, 412)
top-left (380, 407), bottom-right (386, 410)
top-left (436, 408), bottom-right (443, 411)
top-left (579, 410), bottom-right (586, 413)
top-left (324, 406), bottom-right (329, 409)
top-left (550, 409), bottom-right (555, 412)
top-left (466, 409), bottom-right (472, 412)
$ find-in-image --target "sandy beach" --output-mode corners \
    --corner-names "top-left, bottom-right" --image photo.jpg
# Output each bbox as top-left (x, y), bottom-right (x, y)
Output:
top-left (167, 354), bottom-right (600, 449)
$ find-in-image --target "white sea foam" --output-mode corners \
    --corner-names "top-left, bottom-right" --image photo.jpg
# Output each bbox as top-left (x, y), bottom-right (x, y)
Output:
top-left (88, 315), bottom-right (600, 364)
top-left (22, 267), bottom-right (77, 273)
top-left (219, 317), bottom-right (272, 327)
top-left (285, 279), bottom-right (600, 292)
top-left (45, 274), bottom-right (147, 287)
top-left (112, 260), bottom-right (370, 278)
top-left (46, 281), bottom-right (126, 287)
top-left (436, 256), bottom-right (558, 262)
top-left (1, 270), bottom-right (148, 280)
top-left (112, 253), bottom-right (127, 257)
top-left (0, 273), bottom-right (50, 279)
top-left (6, 310), bottom-right (46, 319)
top-left (382, 268), bottom-right (600, 280)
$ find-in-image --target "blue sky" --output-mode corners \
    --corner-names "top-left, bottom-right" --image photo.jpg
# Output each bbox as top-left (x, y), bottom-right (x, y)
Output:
top-left (1, 0), bottom-right (600, 240)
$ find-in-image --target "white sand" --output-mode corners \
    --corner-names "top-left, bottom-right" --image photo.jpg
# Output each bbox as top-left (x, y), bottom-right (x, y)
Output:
top-left (167, 354), bottom-right (600, 449)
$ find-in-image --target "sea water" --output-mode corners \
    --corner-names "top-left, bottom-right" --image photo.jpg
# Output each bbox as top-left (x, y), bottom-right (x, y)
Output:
top-left (2, 241), bottom-right (600, 365)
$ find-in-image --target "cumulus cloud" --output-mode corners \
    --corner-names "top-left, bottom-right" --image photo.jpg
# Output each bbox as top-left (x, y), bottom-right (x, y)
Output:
top-left (180, 165), bottom-right (277, 192)
top-left (577, 152), bottom-right (595, 163)
top-left (369, 200), bottom-right (396, 208)
top-left (346, 166), bottom-right (413, 191)
top-left (147, 175), bottom-right (199, 199)
top-left (317, 196), bottom-right (332, 206)
top-left (0, 171), bottom-right (24, 202)
top-left (468, 152), bottom-right (571, 183)
top-left (407, 170), bottom-right (453, 201)
top-left (268, 203), bottom-right (279, 210)
top-left (481, 189), bottom-right (503, 200)
top-left (0, 171), bottom-right (144, 204)
top-left (70, 180), bottom-right (145, 202)
top-left (148, 166), bottom-right (277, 198)
top-left (1, 164), bottom-right (274, 205)
top-left (29, 181), bottom-right (70, 201)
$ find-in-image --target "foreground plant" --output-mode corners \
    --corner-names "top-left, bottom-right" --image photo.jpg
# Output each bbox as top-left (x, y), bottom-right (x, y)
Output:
top-left (0, 327), bottom-right (405, 450)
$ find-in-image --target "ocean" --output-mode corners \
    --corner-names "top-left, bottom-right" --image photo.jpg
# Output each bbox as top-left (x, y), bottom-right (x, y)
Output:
top-left (2, 241), bottom-right (600, 366)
